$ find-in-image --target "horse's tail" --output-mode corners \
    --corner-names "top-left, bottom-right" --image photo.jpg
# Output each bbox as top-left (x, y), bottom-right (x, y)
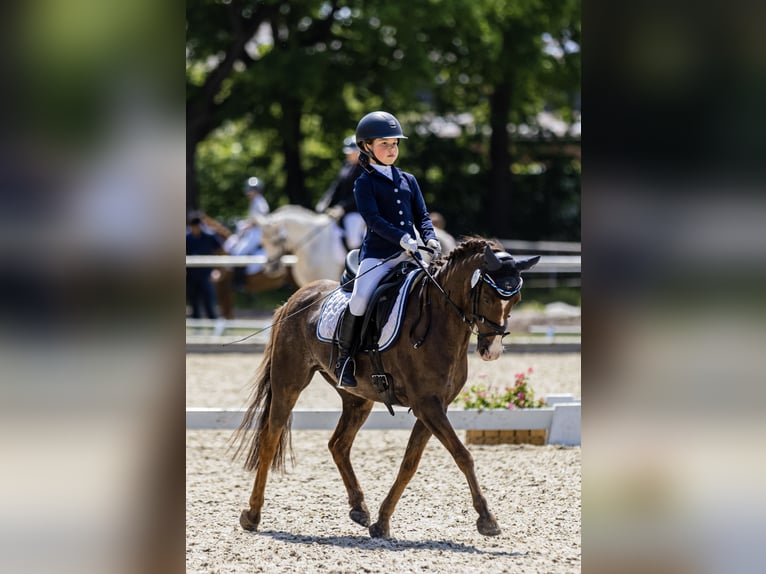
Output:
top-left (229, 303), bottom-right (294, 473)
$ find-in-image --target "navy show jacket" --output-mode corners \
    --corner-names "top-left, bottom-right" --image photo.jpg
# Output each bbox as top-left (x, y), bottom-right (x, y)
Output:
top-left (354, 166), bottom-right (438, 260)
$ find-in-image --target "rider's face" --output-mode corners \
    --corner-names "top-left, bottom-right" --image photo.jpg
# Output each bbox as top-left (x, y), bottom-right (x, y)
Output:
top-left (370, 138), bottom-right (399, 165)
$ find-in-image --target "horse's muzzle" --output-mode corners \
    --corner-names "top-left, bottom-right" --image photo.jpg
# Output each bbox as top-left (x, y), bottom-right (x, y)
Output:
top-left (477, 335), bottom-right (504, 361)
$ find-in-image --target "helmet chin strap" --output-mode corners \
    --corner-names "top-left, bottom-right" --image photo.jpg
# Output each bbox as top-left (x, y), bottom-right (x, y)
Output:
top-left (363, 142), bottom-right (392, 166)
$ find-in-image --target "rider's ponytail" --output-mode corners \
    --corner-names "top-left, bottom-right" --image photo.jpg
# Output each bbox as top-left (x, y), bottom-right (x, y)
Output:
top-left (357, 141), bottom-right (375, 173)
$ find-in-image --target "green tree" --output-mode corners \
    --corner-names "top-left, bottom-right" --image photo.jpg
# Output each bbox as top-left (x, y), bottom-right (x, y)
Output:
top-left (187, 0), bottom-right (275, 211)
top-left (187, 0), bottom-right (580, 240)
top-left (423, 0), bottom-right (580, 236)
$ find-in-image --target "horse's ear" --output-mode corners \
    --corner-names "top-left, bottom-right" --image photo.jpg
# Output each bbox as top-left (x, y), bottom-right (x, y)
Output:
top-left (484, 245), bottom-right (503, 271)
top-left (516, 255), bottom-right (541, 271)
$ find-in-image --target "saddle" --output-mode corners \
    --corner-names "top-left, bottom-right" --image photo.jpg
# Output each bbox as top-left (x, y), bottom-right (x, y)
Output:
top-left (340, 250), bottom-right (418, 343)
top-left (338, 250), bottom-right (425, 414)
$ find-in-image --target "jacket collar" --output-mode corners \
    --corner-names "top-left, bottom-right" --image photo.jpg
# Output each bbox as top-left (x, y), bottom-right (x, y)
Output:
top-left (369, 164), bottom-right (401, 187)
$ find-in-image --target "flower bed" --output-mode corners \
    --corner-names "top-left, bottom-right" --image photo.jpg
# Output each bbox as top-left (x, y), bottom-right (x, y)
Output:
top-left (454, 368), bottom-right (548, 445)
top-left (455, 367), bottom-right (546, 410)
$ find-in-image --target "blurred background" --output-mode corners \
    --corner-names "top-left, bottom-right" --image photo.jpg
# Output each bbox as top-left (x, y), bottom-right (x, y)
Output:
top-left (186, 0), bottom-right (581, 241)
top-left (583, 2), bottom-right (766, 573)
top-left (0, 2), bottom-right (184, 574)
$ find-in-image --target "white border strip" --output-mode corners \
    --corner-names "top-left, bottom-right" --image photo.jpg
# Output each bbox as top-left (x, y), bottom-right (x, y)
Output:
top-left (186, 397), bottom-right (580, 445)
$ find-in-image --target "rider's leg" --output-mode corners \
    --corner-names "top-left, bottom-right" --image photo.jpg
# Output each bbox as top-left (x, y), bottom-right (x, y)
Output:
top-left (335, 253), bottom-right (409, 388)
top-left (334, 307), bottom-right (362, 387)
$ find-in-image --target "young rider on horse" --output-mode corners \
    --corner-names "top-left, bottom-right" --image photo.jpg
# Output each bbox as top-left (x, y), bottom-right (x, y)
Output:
top-left (334, 111), bottom-right (442, 388)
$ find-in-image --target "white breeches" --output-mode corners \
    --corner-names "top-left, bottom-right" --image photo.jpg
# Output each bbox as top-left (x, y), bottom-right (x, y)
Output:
top-left (348, 251), bottom-right (411, 317)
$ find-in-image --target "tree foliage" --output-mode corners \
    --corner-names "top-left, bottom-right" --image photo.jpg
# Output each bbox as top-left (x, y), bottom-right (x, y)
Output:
top-left (187, 0), bottom-right (580, 240)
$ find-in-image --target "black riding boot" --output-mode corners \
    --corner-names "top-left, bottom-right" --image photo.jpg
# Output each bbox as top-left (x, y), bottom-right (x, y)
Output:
top-left (334, 309), bottom-right (361, 388)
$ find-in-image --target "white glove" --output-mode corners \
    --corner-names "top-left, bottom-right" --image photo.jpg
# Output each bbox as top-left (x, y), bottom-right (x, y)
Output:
top-left (399, 233), bottom-right (419, 255)
top-left (426, 238), bottom-right (442, 259)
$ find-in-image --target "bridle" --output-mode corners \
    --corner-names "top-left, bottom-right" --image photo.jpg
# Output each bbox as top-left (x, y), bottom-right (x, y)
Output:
top-left (469, 269), bottom-right (522, 341)
top-left (410, 250), bottom-right (522, 343)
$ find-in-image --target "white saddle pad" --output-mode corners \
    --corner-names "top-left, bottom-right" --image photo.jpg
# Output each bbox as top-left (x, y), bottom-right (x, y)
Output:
top-left (317, 269), bottom-right (422, 351)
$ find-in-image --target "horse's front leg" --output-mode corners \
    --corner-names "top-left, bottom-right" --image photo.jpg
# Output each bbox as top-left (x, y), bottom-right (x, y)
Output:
top-left (328, 387), bottom-right (374, 528)
top-left (414, 398), bottom-right (501, 537)
top-left (370, 419), bottom-right (432, 539)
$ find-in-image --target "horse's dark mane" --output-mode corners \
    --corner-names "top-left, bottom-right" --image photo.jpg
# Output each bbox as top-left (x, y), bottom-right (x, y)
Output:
top-left (433, 236), bottom-right (503, 275)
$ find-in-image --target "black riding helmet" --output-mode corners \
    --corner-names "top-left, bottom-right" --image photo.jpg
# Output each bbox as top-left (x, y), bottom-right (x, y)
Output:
top-left (355, 111), bottom-right (408, 168)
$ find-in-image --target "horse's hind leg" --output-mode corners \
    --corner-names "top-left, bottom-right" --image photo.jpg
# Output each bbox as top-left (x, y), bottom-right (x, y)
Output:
top-left (326, 382), bottom-right (374, 528)
top-left (240, 418), bottom-right (283, 531)
top-left (414, 398), bottom-right (501, 537)
top-left (369, 419), bottom-right (432, 539)
top-left (241, 367), bottom-right (313, 532)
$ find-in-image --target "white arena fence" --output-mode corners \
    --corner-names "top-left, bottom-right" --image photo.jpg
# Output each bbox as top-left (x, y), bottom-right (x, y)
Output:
top-left (186, 394), bottom-right (581, 446)
top-left (185, 254), bottom-right (297, 267)
top-left (185, 254), bottom-right (580, 273)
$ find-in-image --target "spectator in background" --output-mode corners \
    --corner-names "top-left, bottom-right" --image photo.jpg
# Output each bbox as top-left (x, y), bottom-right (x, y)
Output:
top-left (430, 211), bottom-right (457, 257)
top-left (186, 212), bottom-right (224, 319)
top-left (316, 136), bottom-right (365, 251)
top-left (244, 176), bottom-right (270, 219)
top-left (224, 176), bottom-right (271, 278)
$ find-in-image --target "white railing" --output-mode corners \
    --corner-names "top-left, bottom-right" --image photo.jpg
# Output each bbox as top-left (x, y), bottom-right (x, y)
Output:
top-left (186, 254), bottom-right (297, 267)
top-left (185, 394), bottom-right (581, 445)
top-left (186, 254), bottom-right (580, 273)
top-left (499, 239), bottom-right (580, 254)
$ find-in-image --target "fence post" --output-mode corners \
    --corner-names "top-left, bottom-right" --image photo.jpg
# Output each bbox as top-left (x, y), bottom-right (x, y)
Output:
top-left (546, 402), bottom-right (581, 446)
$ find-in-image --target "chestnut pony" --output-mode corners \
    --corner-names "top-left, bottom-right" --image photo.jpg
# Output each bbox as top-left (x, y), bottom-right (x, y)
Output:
top-left (231, 238), bottom-right (539, 538)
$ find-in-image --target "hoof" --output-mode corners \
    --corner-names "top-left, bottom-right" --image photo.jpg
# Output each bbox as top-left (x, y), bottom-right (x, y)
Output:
top-left (239, 509), bottom-right (260, 532)
top-left (369, 522), bottom-right (390, 539)
top-left (350, 508), bottom-right (370, 527)
top-left (477, 515), bottom-right (501, 536)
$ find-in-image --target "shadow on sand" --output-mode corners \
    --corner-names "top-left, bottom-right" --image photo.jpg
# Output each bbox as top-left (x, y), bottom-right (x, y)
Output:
top-left (254, 529), bottom-right (527, 557)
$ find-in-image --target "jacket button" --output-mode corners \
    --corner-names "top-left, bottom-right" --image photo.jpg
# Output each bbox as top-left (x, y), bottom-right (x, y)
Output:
top-left (400, 221), bottom-right (404, 226)
top-left (398, 210), bottom-right (403, 215)
top-left (396, 200), bottom-right (401, 204)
